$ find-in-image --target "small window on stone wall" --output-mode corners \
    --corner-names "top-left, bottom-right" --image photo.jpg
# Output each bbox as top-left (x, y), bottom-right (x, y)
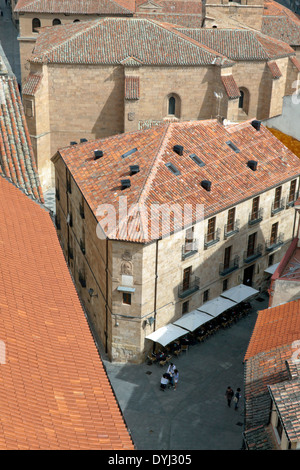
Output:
top-left (52, 18), bottom-right (61, 26)
top-left (32, 18), bottom-right (41, 32)
top-left (24, 99), bottom-right (34, 117)
top-left (166, 93), bottom-right (181, 118)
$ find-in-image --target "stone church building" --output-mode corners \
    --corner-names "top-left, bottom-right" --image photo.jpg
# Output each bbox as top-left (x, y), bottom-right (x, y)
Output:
top-left (21, 16), bottom-right (300, 190)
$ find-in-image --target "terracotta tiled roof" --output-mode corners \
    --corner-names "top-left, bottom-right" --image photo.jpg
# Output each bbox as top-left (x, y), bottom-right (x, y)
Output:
top-left (15, 0), bottom-right (135, 15)
top-left (221, 74), bottom-right (240, 99)
top-left (22, 72), bottom-right (43, 96)
top-left (268, 379), bottom-right (300, 442)
top-left (267, 60), bottom-right (282, 78)
top-left (0, 176), bottom-right (134, 450)
top-left (55, 119), bottom-right (300, 243)
top-left (243, 425), bottom-right (277, 450)
top-left (30, 18), bottom-right (233, 66)
top-left (262, 1), bottom-right (300, 46)
top-left (0, 74), bottom-right (44, 203)
top-left (177, 27), bottom-right (296, 60)
top-left (125, 76), bottom-right (140, 100)
top-left (245, 298), bottom-right (300, 361)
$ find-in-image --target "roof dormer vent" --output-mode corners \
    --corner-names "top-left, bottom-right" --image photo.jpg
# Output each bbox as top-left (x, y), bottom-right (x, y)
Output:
top-left (121, 179), bottom-right (131, 190)
top-left (247, 160), bottom-right (258, 171)
top-left (173, 145), bottom-right (183, 156)
top-left (201, 180), bottom-right (212, 192)
top-left (251, 120), bottom-right (261, 131)
top-left (130, 165), bottom-right (140, 175)
top-left (94, 150), bottom-right (103, 160)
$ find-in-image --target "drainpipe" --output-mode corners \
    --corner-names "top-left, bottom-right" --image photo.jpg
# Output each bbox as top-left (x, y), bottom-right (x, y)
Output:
top-left (105, 237), bottom-right (109, 354)
top-left (152, 239), bottom-right (159, 353)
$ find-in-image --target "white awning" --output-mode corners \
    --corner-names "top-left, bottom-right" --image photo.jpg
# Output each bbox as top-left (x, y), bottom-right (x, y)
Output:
top-left (264, 262), bottom-right (280, 275)
top-left (173, 310), bottom-right (212, 332)
top-left (220, 284), bottom-right (259, 303)
top-left (197, 296), bottom-right (237, 317)
top-left (145, 324), bottom-right (187, 347)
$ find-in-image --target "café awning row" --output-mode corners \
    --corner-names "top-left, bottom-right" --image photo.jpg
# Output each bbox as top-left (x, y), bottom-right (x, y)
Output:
top-left (145, 324), bottom-right (187, 347)
top-left (173, 310), bottom-right (213, 332)
top-left (220, 284), bottom-right (259, 303)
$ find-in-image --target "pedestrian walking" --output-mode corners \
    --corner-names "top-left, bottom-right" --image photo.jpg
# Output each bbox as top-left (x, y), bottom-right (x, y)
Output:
top-left (166, 362), bottom-right (176, 385)
top-left (173, 369), bottom-right (179, 390)
top-left (233, 388), bottom-right (241, 410)
top-left (225, 386), bottom-right (234, 407)
top-left (160, 373), bottom-right (169, 391)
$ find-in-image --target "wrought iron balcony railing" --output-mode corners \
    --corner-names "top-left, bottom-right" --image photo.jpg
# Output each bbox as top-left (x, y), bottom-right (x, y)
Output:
top-left (219, 255), bottom-right (240, 276)
top-left (271, 198), bottom-right (285, 216)
top-left (248, 208), bottom-right (263, 225)
top-left (224, 220), bottom-right (240, 239)
top-left (204, 228), bottom-right (221, 248)
top-left (244, 244), bottom-right (263, 264)
top-left (178, 276), bottom-right (200, 299)
top-left (265, 233), bottom-right (284, 252)
top-left (182, 240), bottom-right (198, 260)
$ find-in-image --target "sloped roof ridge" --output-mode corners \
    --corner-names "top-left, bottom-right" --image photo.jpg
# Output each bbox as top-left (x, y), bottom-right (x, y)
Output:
top-left (42, 20), bottom-right (100, 60)
top-left (148, 19), bottom-right (233, 64)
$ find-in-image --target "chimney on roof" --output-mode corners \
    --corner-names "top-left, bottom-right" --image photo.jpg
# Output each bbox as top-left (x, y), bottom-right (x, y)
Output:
top-left (251, 120), bottom-right (261, 131)
top-left (121, 179), bottom-right (131, 190)
top-left (247, 160), bottom-right (258, 171)
top-left (201, 180), bottom-right (212, 192)
top-left (130, 165), bottom-right (140, 175)
top-left (173, 145), bottom-right (184, 156)
top-left (94, 150), bottom-right (103, 160)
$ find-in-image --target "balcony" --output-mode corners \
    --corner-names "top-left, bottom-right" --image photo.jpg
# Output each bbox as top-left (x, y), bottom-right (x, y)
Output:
top-left (182, 240), bottom-right (198, 260)
top-left (266, 233), bottom-right (284, 252)
top-left (271, 198), bottom-right (285, 216)
top-left (248, 208), bottom-right (263, 226)
top-left (286, 192), bottom-right (298, 209)
top-left (224, 220), bottom-right (240, 239)
top-left (219, 255), bottom-right (240, 276)
top-left (204, 228), bottom-right (221, 249)
top-left (244, 244), bottom-right (263, 264)
top-left (178, 276), bottom-right (200, 299)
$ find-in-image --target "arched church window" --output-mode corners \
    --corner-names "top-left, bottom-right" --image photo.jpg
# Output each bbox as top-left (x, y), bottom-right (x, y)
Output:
top-left (32, 18), bottom-right (41, 32)
top-left (53, 19), bottom-right (61, 26)
top-left (239, 90), bottom-right (244, 109)
top-left (168, 96), bottom-right (176, 115)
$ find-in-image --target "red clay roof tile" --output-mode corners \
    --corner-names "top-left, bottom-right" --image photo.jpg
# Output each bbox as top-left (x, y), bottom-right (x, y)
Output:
top-left (0, 177), bottom-right (134, 450)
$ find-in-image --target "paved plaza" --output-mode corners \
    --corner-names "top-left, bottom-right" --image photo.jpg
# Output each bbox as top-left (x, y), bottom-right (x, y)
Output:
top-left (102, 293), bottom-right (269, 450)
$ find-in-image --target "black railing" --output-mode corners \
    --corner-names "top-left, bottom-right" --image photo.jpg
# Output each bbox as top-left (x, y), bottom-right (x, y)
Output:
top-left (271, 198), bottom-right (285, 216)
top-left (248, 208), bottom-right (263, 225)
top-left (219, 256), bottom-right (239, 276)
top-left (178, 276), bottom-right (200, 299)
top-left (265, 233), bottom-right (284, 252)
top-left (224, 220), bottom-right (240, 238)
top-left (244, 244), bottom-right (263, 264)
top-left (204, 228), bottom-right (221, 248)
top-left (182, 240), bottom-right (198, 260)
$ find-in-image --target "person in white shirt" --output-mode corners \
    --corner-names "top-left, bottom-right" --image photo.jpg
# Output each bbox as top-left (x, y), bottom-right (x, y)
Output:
top-left (160, 374), bottom-right (169, 391)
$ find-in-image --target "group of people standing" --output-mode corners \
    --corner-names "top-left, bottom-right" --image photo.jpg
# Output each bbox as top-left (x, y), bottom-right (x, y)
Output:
top-left (160, 363), bottom-right (179, 391)
top-left (225, 386), bottom-right (241, 410)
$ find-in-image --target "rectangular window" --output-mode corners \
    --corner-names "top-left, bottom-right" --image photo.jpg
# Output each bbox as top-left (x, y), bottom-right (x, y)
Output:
top-left (66, 169), bottom-right (72, 193)
top-left (203, 289), bottom-right (209, 303)
top-left (182, 301), bottom-right (189, 315)
top-left (247, 232), bottom-right (257, 258)
top-left (274, 186), bottom-right (282, 210)
top-left (222, 279), bottom-right (228, 292)
top-left (123, 293), bottom-right (132, 305)
top-left (251, 197), bottom-right (260, 220)
top-left (227, 208), bottom-right (235, 233)
top-left (207, 217), bottom-right (216, 242)
top-left (183, 266), bottom-right (191, 291)
top-left (288, 179), bottom-right (297, 203)
top-left (268, 254), bottom-right (274, 267)
top-left (270, 222), bottom-right (278, 245)
top-left (224, 246), bottom-right (232, 270)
